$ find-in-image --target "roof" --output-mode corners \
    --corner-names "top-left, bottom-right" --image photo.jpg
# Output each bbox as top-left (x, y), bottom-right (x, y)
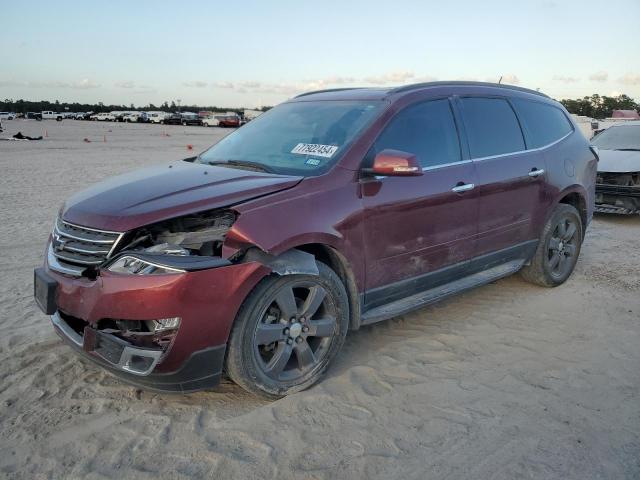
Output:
top-left (292, 81), bottom-right (549, 102)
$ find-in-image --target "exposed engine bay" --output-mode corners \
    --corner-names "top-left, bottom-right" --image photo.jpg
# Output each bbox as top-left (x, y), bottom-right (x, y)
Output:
top-left (120, 209), bottom-right (237, 257)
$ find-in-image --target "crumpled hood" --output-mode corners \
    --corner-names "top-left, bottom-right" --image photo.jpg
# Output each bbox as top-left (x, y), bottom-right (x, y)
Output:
top-left (62, 161), bottom-right (302, 232)
top-left (597, 149), bottom-right (640, 173)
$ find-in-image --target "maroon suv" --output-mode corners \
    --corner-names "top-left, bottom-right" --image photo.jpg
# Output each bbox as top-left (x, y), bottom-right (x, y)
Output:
top-left (34, 82), bottom-right (597, 397)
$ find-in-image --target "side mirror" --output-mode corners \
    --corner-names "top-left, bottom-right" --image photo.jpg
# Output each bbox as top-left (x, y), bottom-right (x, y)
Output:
top-left (363, 149), bottom-right (423, 177)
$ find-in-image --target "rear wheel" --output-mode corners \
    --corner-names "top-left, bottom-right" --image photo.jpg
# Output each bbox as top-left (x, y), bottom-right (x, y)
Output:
top-left (226, 261), bottom-right (348, 398)
top-left (521, 203), bottom-right (583, 287)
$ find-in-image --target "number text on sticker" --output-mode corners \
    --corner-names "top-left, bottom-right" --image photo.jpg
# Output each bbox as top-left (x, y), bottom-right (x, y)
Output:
top-left (291, 143), bottom-right (339, 158)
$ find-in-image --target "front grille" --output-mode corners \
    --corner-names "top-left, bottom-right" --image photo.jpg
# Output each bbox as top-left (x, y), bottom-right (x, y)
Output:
top-left (50, 218), bottom-right (124, 275)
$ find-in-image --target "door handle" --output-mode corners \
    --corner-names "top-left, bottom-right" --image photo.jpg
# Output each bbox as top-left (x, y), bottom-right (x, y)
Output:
top-left (528, 168), bottom-right (545, 178)
top-left (451, 183), bottom-right (475, 193)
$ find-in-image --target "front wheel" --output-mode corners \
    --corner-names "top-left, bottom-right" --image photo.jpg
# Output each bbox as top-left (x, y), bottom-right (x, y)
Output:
top-left (226, 261), bottom-right (349, 398)
top-left (521, 203), bottom-right (583, 287)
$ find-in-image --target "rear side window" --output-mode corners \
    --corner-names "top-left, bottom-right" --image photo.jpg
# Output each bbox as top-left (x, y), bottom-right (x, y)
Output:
top-left (460, 97), bottom-right (525, 158)
top-left (369, 99), bottom-right (461, 168)
top-left (512, 99), bottom-right (573, 148)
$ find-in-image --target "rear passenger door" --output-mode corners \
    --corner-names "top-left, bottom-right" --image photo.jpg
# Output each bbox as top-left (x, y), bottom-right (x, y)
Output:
top-left (457, 96), bottom-right (547, 258)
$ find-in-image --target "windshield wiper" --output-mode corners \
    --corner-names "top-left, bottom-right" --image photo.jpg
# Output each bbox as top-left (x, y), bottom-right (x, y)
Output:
top-left (206, 160), bottom-right (274, 173)
top-left (614, 148), bottom-right (640, 151)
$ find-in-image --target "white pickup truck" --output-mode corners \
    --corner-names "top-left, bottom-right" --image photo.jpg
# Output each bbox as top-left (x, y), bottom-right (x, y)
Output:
top-left (41, 111), bottom-right (64, 121)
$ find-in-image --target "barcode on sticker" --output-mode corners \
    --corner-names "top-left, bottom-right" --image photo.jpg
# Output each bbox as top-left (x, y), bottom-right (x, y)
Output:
top-left (291, 143), bottom-right (339, 158)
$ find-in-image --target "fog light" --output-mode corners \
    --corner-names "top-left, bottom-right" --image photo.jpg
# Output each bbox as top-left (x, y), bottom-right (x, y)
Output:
top-left (149, 317), bottom-right (181, 332)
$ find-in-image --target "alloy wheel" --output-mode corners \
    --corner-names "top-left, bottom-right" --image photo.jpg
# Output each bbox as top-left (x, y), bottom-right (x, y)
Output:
top-left (547, 216), bottom-right (579, 278)
top-left (253, 282), bottom-right (338, 382)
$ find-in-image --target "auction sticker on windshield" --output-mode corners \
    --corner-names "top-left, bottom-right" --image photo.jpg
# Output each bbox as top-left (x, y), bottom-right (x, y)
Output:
top-left (291, 143), bottom-right (339, 158)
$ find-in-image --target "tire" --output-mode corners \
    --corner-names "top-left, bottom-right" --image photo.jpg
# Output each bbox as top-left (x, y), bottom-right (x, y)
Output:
top-left (226, 261), bottom-right (349, 398)
top-left (520, 203), bottom-right (583, 287)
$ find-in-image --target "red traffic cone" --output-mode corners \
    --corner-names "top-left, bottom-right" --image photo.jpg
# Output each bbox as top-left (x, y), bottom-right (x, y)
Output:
top-left (44, 129), bottom-right (48, 138)
top-left (187, 144), bottom-right (193, 150)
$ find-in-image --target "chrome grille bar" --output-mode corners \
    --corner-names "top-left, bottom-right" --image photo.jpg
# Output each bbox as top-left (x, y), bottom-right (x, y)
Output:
top-left (49, 218), bottom-right (124, 276)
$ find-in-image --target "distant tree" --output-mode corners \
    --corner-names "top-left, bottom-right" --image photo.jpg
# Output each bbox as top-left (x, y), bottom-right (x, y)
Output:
top-left (560, 93), bottom-right (639, 119)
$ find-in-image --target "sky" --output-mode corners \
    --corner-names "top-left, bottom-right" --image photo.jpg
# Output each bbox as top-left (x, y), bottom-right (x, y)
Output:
top-left (1, 0), bottom-right (639, 108)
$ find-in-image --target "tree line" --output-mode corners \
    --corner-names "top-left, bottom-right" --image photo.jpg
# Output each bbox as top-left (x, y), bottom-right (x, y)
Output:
top-left (0, 98), bottom-right (272, 115)
top-left (1, 94), bottom-right (637, 119)
top-left (559, 94), bottom-right (638, 119)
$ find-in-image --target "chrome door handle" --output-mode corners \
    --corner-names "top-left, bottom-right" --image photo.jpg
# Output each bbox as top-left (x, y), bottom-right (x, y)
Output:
top-left (452, 183), bottom-right (475, 193)
top-left (528, 168), bottom-right (545, 178)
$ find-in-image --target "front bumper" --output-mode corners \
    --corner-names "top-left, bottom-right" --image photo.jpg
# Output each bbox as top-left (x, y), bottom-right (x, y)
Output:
top-left (51, 311), bottom-right (227, 392)
top-left (38, 258), bottom-right (269, 393)
top-left (595, 183), bottom-right (640, 214)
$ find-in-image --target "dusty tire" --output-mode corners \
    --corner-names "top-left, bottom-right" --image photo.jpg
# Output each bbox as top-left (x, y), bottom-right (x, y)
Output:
top-left (225, 261), bottom-right (349, 399)
top-left (520, 203), bottom-right (583, 287)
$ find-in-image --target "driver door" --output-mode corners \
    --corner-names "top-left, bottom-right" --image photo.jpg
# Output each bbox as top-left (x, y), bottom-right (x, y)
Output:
top-left (360, 98), bottom-right (478, 308)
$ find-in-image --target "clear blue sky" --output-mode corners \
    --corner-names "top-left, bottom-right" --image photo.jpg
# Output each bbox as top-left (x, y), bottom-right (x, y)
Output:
top-left (1, 0), bottom-right (639, 108)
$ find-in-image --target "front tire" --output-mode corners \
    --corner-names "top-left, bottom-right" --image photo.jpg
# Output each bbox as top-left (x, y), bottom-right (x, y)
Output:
top-left (226, 261), bottom-right (349, 398)
top-left (521, 203), bottom-right (583, 287)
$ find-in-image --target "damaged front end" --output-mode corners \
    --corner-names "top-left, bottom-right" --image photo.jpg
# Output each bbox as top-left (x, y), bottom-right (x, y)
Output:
top-left (595, 171), bottom-right (640, 214)
top-left (45, 206), bottom-right (317, 379)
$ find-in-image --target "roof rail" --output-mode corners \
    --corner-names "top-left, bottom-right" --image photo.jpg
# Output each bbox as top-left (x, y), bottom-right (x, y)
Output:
top-left (390, 81), bottom-right (549, 98)
top-left (294, 87), bottom-right (365, 98)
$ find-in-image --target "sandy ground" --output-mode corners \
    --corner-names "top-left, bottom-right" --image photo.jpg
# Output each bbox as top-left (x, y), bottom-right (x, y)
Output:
top-left (0, 119), bottom-right (638, 479)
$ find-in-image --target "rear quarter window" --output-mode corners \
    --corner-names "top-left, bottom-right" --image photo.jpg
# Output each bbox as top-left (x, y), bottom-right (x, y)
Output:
top-left (512, 99), bottom-right (573, 148)
top-left (460, 97), bottom-right (525, 158)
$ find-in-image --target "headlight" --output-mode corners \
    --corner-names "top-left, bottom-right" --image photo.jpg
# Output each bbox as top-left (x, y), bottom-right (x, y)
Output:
top-left (107, 256), bottom-right (186, 275)
top-left (147, 317), bottom-right (181, 332)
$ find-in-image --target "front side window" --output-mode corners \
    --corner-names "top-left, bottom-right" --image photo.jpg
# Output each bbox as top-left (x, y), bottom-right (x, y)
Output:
top-left (512, 99), bottom-right (573, 148)
top-left (460, 97), bottom-right (525, 158)
top-left (591, 124), bottom-right (640, 151)
top-left (198, 100), bottom-right (383, 176)
top-left (367, 99), bottom-right (461, 168)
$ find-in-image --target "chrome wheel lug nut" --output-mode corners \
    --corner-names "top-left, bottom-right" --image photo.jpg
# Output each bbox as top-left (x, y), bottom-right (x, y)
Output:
top-left (302, 326), bottom-right (309, 333)
top-left (287, 338), bottom-right (293, 345)
top-left (296, 337), bottom-right (303, 343)
top-left (283, 328), bottom-right (290, 335)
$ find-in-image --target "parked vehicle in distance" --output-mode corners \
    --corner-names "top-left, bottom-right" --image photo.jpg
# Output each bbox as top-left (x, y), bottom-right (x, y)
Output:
top-left (93, 112), bottom-right (115, 121)
top-left (181, 113), bottom-right (203, 126)
top-left (42, 111), bottom-right (63, 121)
top-left (0, 112), bottom-right (16, 120)
top-left (34, 81), bottom-right (596, 398)
top-left (72, 112), bottom-right (86, 120)
top-left (148, 111), bottom-right (169, 124)
top-left (592, 121), bottom-right (640, 214)
top-left (26, 112), bottom-right (43, 120)
top-left (202, 115), bottom-right (221, 127)
top-left (123, 112), bottom-right (146, 123)
top-left (218, 114), bottom-right (240, 128)
top-left (162, 113), bottom-right (182, 125)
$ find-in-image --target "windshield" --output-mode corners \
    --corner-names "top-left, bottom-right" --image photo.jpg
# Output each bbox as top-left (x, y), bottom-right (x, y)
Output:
top-left (197, 100), bottom-right (383, 176)
top-left (592, 124), bottom-right (640, 150)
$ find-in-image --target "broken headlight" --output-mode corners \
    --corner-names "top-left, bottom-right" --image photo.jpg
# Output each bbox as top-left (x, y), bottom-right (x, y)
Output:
top-left (107, 255), bottom-right (186, 275)
top-left (117, 210), bottom-right (236, 259)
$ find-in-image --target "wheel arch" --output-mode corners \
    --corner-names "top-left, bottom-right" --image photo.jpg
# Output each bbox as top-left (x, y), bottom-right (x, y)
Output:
top-left (554, 186), bottom-right (588, 238)
top-left (290, 243), bottom-right (362, 331)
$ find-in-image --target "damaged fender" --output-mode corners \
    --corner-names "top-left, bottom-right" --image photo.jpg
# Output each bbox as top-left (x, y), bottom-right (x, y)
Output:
top-left (241, 248), bottom-right (319, 276)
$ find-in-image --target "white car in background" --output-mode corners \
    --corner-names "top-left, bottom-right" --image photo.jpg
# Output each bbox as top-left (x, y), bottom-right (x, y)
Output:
top-left (202, 115), bottom-right (222, 127)
top-left (0, 112), bottom-right (16, 120)
top-left (148, 111), bottom-right (170, 124)
top-left (93, 112), bottom-right (115, 121)
top-left (41, 111), bottom-right (64, 121)
top-left (123, 112), bottom-right (141, 123)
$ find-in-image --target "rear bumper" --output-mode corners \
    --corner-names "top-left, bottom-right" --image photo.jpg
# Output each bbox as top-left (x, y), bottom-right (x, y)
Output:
top-left (39, 258), bottom-right (270, 392)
